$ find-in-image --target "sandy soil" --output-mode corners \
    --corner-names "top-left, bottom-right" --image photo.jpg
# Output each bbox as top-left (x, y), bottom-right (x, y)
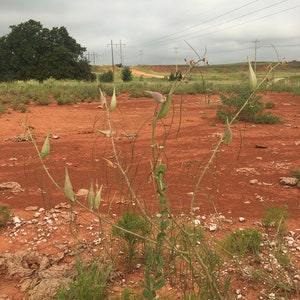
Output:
top-left (0, 92), bottom-right (299, 299)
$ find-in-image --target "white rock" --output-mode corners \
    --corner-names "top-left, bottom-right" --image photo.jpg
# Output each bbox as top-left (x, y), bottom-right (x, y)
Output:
top-left (239, 217), bottom-right (246, 222)
top-left (249, 179), bottom-right (259, 185)
top-left (12, 216), bottom-right (21, 224)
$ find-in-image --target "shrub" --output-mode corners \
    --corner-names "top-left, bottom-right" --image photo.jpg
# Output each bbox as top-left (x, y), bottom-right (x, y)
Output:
top-left (55, 258), bottom-right (112, 300)
top-left (217, 85), bottom-right (280, 124)
top-left (221, 228), bottom-right (262, 258)
top-left (121, 66), bottom-right (133, 82)
top-left (99, 70), bottom-right (114, 83)
top-left (262, 205), bottom-right (289, 236)
top-left (169, 71), bottom-right (183, 81)
top-left (112, 212), bottom-right (150, 263)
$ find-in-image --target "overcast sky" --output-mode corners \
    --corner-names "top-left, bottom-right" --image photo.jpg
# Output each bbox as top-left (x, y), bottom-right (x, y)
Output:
top-left (1, 0), bottom-right (299, 65)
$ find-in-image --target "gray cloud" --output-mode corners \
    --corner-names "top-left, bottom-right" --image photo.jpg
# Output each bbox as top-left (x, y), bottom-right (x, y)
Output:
top-left (0, 0), bottom-right (299, 65)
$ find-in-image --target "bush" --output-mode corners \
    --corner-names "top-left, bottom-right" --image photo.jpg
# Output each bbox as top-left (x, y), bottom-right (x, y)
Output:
top-left (55, 258), bottom-right (112, 300)
top-left (169, 71), bottom-right (183, 81)
top-left (99, 70), bottom-right (114, 83)
top-left (217, 86), bottom-right (280, 124)
top-left (112, 212), bottom-right (150, 263)
top-left (121, 66), bottom-right (133, 82)
top-left (221, 228), bottom-right (262, 258)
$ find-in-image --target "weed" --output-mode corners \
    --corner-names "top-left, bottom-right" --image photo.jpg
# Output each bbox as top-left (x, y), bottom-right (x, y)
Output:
top-left (262, 205), bottom-right (289, 237)
top-left (112, 212), bottom-right (150, 264)
top-left (217, 85), bottom-right (280, 124)
top-left (55, 257), bottom-right (112, 300)
top-left (265, 101), bottom-right (275, 109)
top-left (0, 205), bottom-right (11, 227)
top-left (220, 228), bottom-right (262, 258)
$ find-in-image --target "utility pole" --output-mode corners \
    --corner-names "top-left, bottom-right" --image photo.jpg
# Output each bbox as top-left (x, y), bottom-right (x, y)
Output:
top-left (107, 40), bottom-right (115, 73)
top-left (139, 50), bottom-right (143, 65)
top-left (119, 40), bottom-right (126, 66)
top-left (173, 47), bottom-right (178, 72)
top-left (252, 39), bottom-right (260, 73)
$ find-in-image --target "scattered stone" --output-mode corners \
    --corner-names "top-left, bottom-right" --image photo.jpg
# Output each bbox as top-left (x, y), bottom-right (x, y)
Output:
top-left (239, 217), bottom-right (246, 222)
top-left (208, 224), bottom-right (217, 231)
top-left (279, 177), bottom-right (298, 186)
top-left (51, 134), bottom-right (59, 139)
top-left (25, 206), bottom-right (39, 211)
top-left (0, 182), bottom-right (24, 194)
top-left (249, 179), bottom-right (259, 185)
top-left (12, 216), bottom-right (21, 225)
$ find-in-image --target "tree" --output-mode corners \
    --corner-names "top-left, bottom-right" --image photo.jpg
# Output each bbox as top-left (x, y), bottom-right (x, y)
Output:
top-left (121, 66), bottom-right (133, 82)
top-left (0, 19), bottom-right (95, 82)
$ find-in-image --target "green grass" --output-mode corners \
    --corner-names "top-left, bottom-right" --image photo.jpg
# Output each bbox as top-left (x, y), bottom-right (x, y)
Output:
top-left (0, 61), bottom-right (299, 112)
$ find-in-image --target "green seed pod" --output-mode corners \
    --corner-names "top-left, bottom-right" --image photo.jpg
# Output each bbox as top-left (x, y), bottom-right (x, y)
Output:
top-left (41, 132), bottom-right (50, 159)
top-left (64, 167), bottom-right (75, 202)
top-left (110, 87), bottom-right (117, 111)
top-left (224, 118), bottom-right (233, 145)
top-left (157, 95), bottom-right (172, 119)
top-left (94, 185), bottom-right (102, 209)
top-left (248, 59), bottom-right (257, 91)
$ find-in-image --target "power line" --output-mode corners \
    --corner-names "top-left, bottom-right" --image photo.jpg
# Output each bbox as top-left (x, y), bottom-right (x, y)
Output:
top-left (165, 0), bottom-right (290, 43)
top-left (144, 0), bottom-right (259, 46)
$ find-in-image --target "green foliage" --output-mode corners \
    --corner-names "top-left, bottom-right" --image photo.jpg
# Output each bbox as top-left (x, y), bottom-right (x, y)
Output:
top-left (112, 212), bottom-right (150, 263)
top-left (262, 205), bottom-right (289, 236)
top-left (121, 66), bottom-right (133, 82)
top-left (0, 205), bottom-right (11, 227)
top-left (221, 228), bottom-right (262, 258)
top-left (99, 70), bottom-right (114, 83)
top-left (55, 258), bottom-right (112, 300)
top-left (217, 85), bottom-right (280, 124)
top-left (169, 71), bottom-right (183, 81)
top-left (264, 101), bottom-right (275, 109)
top-left (0, 19), bottom-right (95, 82)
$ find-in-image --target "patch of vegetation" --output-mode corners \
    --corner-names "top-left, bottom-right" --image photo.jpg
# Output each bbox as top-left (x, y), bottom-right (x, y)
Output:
top-left (0, 205), bottom-right (11, 227)
top-left (217, 85), bottom-right (280, 124)
top-left (55, 258), bottom-right (112, 300)
top-left (99, 70), bottom-right (114, 83)
top-left (112, 212), bottom-right (150, 263)
top-left (262, 205), bottom-right (289, 237)
top-left (121, 66), bottom-right (133, 82)
top-left (220, 228), bottom-right (262, 258)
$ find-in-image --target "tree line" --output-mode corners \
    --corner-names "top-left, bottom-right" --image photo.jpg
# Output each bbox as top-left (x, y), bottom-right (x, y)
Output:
top-left (0, 19), bottom-right (95, 82)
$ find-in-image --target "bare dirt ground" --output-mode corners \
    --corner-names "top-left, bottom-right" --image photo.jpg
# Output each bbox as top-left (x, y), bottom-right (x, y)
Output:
top-left (0, 92), bottom-right (299, 299)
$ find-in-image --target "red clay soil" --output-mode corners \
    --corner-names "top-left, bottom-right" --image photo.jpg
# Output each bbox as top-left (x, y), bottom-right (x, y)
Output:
top-left (0, 92), bottom-right (299, 299)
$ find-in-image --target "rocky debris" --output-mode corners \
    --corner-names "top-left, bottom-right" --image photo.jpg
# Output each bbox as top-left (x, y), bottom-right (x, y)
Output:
top-left (7, 134), bottom-right (35, 142)
top-left (0, 182), bottom-right (24, 194)
top-left (279, 177), bottom-right (298, 186)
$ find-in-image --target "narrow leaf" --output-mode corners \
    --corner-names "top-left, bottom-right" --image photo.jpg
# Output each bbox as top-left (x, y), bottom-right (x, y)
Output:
top-left (110, 86), bottom-right (117, 111)
top-left (64, 167), bottom-right (75, 202)
top-left (224, 118), bottom-right (233, 145)
top-left (157, 95), bottom-right (172, 119)
top-left (154, 279), bottom-right (166, 291)
top-left (41, 131), bottom-right (50, 159)
top-left (145, 91), bottom-right (166, 103)
top-left (248, 58), bottom-right (257, 90)
top-left (96, 129), bottom-right (115, 137)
